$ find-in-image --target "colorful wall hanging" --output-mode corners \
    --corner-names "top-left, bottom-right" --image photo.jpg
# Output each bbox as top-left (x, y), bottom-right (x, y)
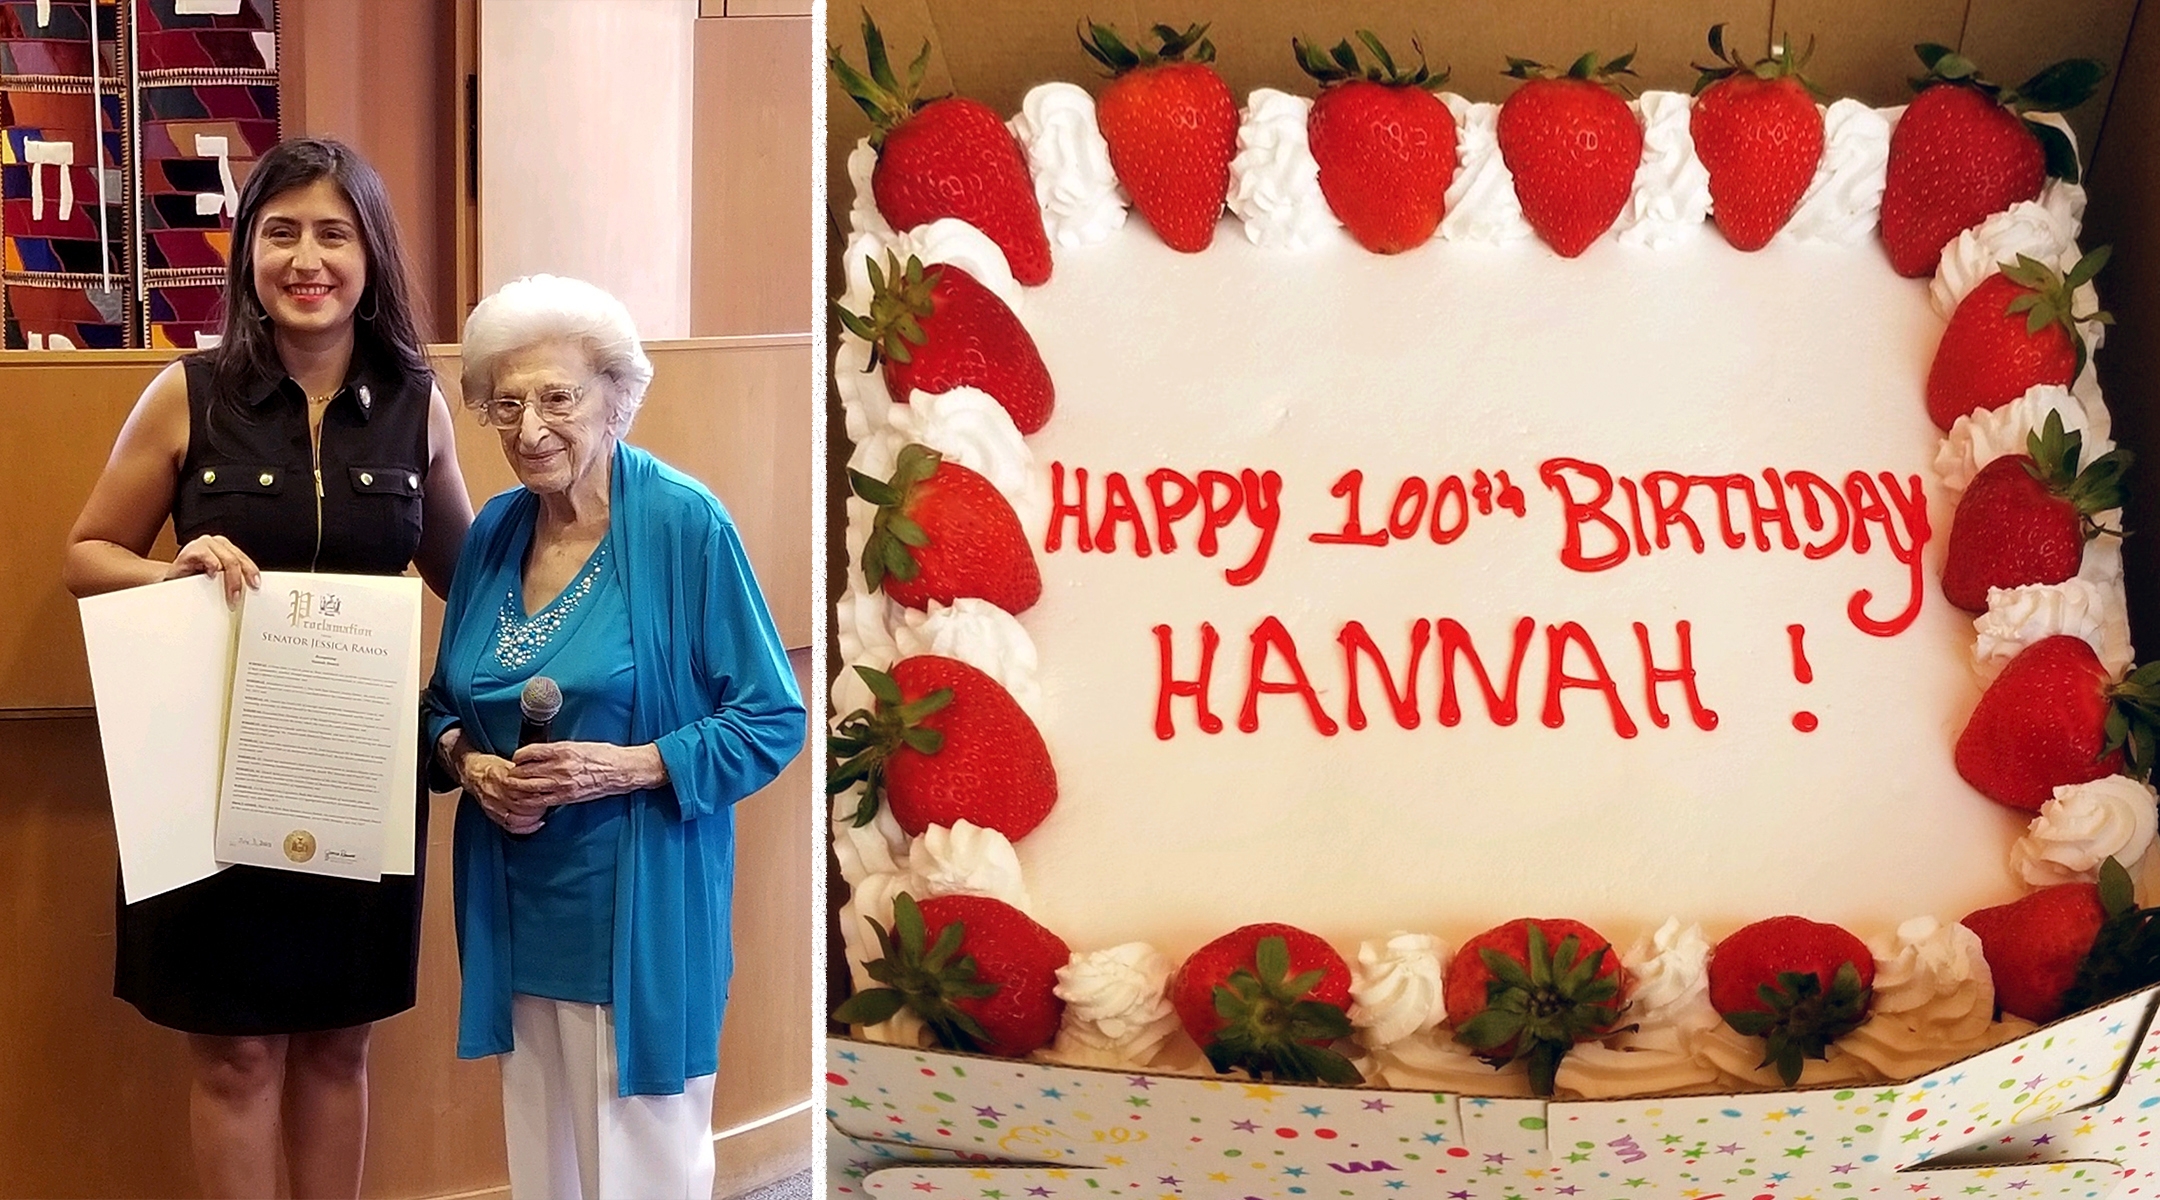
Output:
top-left (2, 0), bottom-right (280, 349)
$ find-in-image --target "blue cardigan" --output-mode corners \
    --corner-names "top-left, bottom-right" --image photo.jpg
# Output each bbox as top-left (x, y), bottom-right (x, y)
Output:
top-left (424, 442), bottom-right (805, 1095)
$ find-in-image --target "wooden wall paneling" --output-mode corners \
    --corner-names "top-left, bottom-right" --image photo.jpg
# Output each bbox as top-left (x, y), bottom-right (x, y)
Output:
top-left (727, 0), bottom-right (812, 16)
top-left (2083, 0), bottom-right (2160, 659)
top-left (0, 715), bottom-right (196, 1200)
top-left (692, 16), bottom-right (816, 338)
top-left (1960, 0), bottom-right (2137, 159)
top-left (286, 0), bottom-right (463, 344)
top-left (712, 646), bottom-right (815, 1192)
top-left (0, 354), bottom-right (169, 712)
top-left (1767, 0), bottom-right (1966, 107)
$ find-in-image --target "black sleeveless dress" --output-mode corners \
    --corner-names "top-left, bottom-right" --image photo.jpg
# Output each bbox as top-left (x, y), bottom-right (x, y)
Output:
top-left (112, 351), bottom-right (434, 1035)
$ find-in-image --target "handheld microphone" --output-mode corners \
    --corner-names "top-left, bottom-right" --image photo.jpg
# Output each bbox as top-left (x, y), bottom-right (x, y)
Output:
top-left (518, 676), bottom-right (562, 748)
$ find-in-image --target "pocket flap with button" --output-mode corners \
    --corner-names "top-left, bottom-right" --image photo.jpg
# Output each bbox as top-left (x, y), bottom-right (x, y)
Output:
top-left (197, 465), bottom-right (284, 494)
top-left (349, 466), bottom-right (423, 496)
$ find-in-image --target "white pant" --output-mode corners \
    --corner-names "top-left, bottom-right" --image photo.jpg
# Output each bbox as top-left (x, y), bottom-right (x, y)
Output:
top-left (502, 995), bottom-right (718, 1200)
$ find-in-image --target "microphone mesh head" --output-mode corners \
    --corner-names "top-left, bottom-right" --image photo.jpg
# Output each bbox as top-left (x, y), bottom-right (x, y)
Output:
top-left (520, 675), bottom-right (563, 721)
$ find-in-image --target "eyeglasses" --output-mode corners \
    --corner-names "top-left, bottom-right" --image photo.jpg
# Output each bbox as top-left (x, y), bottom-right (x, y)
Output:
top-left (479, 382), bottom-right (592, 428)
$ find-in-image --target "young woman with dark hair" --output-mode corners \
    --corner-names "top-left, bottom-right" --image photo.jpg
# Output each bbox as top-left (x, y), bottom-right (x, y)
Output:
top-left (62, 137), bottom-right (474, 1199)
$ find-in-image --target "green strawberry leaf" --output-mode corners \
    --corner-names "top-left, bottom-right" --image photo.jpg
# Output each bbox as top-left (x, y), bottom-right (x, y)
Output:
top-left (2018, 58), bottom-right (2108, 112)
top-left (2033, 120), bottom-right (2082, 184)
top-left (834, 985), bottom-right (906, 1027)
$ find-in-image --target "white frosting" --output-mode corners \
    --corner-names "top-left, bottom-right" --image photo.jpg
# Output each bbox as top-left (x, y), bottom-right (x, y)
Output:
top-left (1010, 83), bottom-right (1128, 249)
top-left (1612, 92), bottom-right (1710, 249)
top-left (2011, 776), bottom-right (2160, 887)
top-left (910, 820), bottom-right (1032, 911)
top-left (1041, 942), bottom-right (1180, 1068)
top-left (1929, 202), bottom-right (2083, 320)
top-left (1974, 577), bottom-right (2135, 684)
top-left (1438, 93), bottom-right (1533, 244)
top-left (1693, 1021), bottom-right (1879, 1090)
top-left (1225, 89), bottom-right (1339, 251)
top-left (1776, 101), bottom-right (1890, 246)
top-left (1360, 1031), bottom-right (1536, 1096)
top-left (893, 599), bottom-right (1044, 717)
top-left (1934, 383), bottom-right (2113, 495)
top-left (851, 386), bottom-right (1047, 537)
top-left (1347, 932), bottom-right (1449, 1048)
top-left (1841, 917), bottom-right (2030, 1081)
top-left (846, 137), bottom-right (896, 240)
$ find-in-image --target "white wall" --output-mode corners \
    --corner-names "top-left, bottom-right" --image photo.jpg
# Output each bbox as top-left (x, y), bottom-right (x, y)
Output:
top-left (478, 0), bottom-right (696, 338)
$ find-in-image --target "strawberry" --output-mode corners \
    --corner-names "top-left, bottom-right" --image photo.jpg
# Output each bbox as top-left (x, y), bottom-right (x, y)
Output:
top-left (850, 443), bottom-right (1042, 614)
top-left (1688, 26), bottom-right (1825, 251)
top-left (1169, 924), bottom-right (1358, 1084)
top-left (828, 654), bottom-right (1056, 840)
top-left (1941, 410), bottom-right (2132, 612)
top-left (1444, 917), bottom-right (1628, 1096)
top-left (1962, 880), bottom-right (2107, 1023)
top-left (1927, 249), bottom-right (2113, 430)
top-left (835, 892), bottom-right (1069, 1057)
top-left (1081, 22), bottom-right (1238, 253)
top-left (1706, 916), bottom-right (1874, 1085)
top-left (1879, 47), bottom-right (2106, 278)
top-left (837, 253), bottom-right (1054, 434)
top-left (1954, 636), bottom-right (2160, 811)
top-left (832, 12), bottom-right (1053, 285)
top-left (1496, 52), bottom-right (1644, 258)
top-left (1292, 32), bottom-right (1457, 255)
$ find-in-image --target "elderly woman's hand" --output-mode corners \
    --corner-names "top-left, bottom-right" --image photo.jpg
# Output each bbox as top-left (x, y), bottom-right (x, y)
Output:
top-left (507, 741), bottom-right (668, 807)
top-left (461, 751), bottom-right (553, 835)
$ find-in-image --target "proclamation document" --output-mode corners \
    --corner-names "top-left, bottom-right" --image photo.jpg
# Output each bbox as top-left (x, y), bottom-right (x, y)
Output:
top-left (215, 572), bottom-right (423, 880)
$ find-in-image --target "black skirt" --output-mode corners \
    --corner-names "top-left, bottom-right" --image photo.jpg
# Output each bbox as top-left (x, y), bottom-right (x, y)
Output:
top-left (113, 793), bottom-right (428, 1035)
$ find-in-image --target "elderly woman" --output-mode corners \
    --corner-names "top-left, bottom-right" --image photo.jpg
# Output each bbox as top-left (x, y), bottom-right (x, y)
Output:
top-left (423, 275), bottom-right (803, 1200)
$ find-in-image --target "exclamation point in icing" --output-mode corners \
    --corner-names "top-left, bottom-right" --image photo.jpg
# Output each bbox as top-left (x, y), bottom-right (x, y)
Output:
top-left (1788, 624), bottom-right (1818, 732)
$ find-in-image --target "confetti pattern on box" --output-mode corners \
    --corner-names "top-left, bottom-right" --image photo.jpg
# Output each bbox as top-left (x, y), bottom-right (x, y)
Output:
top-left (1876, 989), bottom-right (2157, 1170)
top-left (1552, 1086), bottom-right (1900, 1193)
top-left (826, 1039), bottom-right (1497, 1197)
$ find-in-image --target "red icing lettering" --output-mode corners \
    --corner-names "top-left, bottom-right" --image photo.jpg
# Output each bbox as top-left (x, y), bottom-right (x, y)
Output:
top-left (1387, 477), bottom-right (1429, 541)
top-left (1197, 469), bottom-right (1243, 556)
top-left (1472, 470), bottom-right (1494, 515)
top-left (1339, 619), bottom-right (1430, 731)
top-left (1226, 469), bottom-right (1283, 587)
top-left (1617, 475), bottom-right (1653, 557)
top-left (1240, 616), bottom-right (1339, 735)
top-left (1748, 469), bottom-right (1800, 552)
top-left (1542, 622), bottom-right (1640, 738)
top-left (1846, 471), bottom-right (1930, 638)
top-left (1540, 458), bottom-right (1630, 572)
top-left (1493, 469), bottom-right (1526, 517)
top-left (1786, 469), bottom-right (1848, 559)
top-left (1431, 475), bottom-right (1470, 544)
top-left (1692, 474), bottom-right (1752, 549)
top-left (1436, 617), bottom-right (1536, 727)
top-left (1642, 471), bottom-right (1705, 553)
top-left (1094, 471), bottom-right (1151, 556)
top-left (1632, 620), bottom-right (1719, 731)
top-left (1045, 462), bottom-right (1091, 553)
top-left (1152, 622), bottom-right (1223, 740)
top-left (1788, 623), bottom-right (1813, 683)
top-left (1146, 468), bottom-right (1198, 553)
top-left (1311, 469), bottom-right (1389, 546)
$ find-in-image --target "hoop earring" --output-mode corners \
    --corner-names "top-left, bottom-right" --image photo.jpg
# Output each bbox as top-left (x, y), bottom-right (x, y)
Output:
top-left (357, 290), bottom-right (379, 322)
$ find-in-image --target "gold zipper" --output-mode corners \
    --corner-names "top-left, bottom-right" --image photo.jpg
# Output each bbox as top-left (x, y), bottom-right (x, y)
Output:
top-left (309, 398), bottom-right (327, 573)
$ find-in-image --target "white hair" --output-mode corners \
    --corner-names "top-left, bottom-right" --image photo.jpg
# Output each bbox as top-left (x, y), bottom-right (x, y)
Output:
top-left (460, 274), bottom-right (654, 437)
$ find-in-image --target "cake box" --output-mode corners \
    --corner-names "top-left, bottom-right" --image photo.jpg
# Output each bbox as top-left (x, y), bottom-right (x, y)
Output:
top-left (821, 2), bottom-right (2160, 1195)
